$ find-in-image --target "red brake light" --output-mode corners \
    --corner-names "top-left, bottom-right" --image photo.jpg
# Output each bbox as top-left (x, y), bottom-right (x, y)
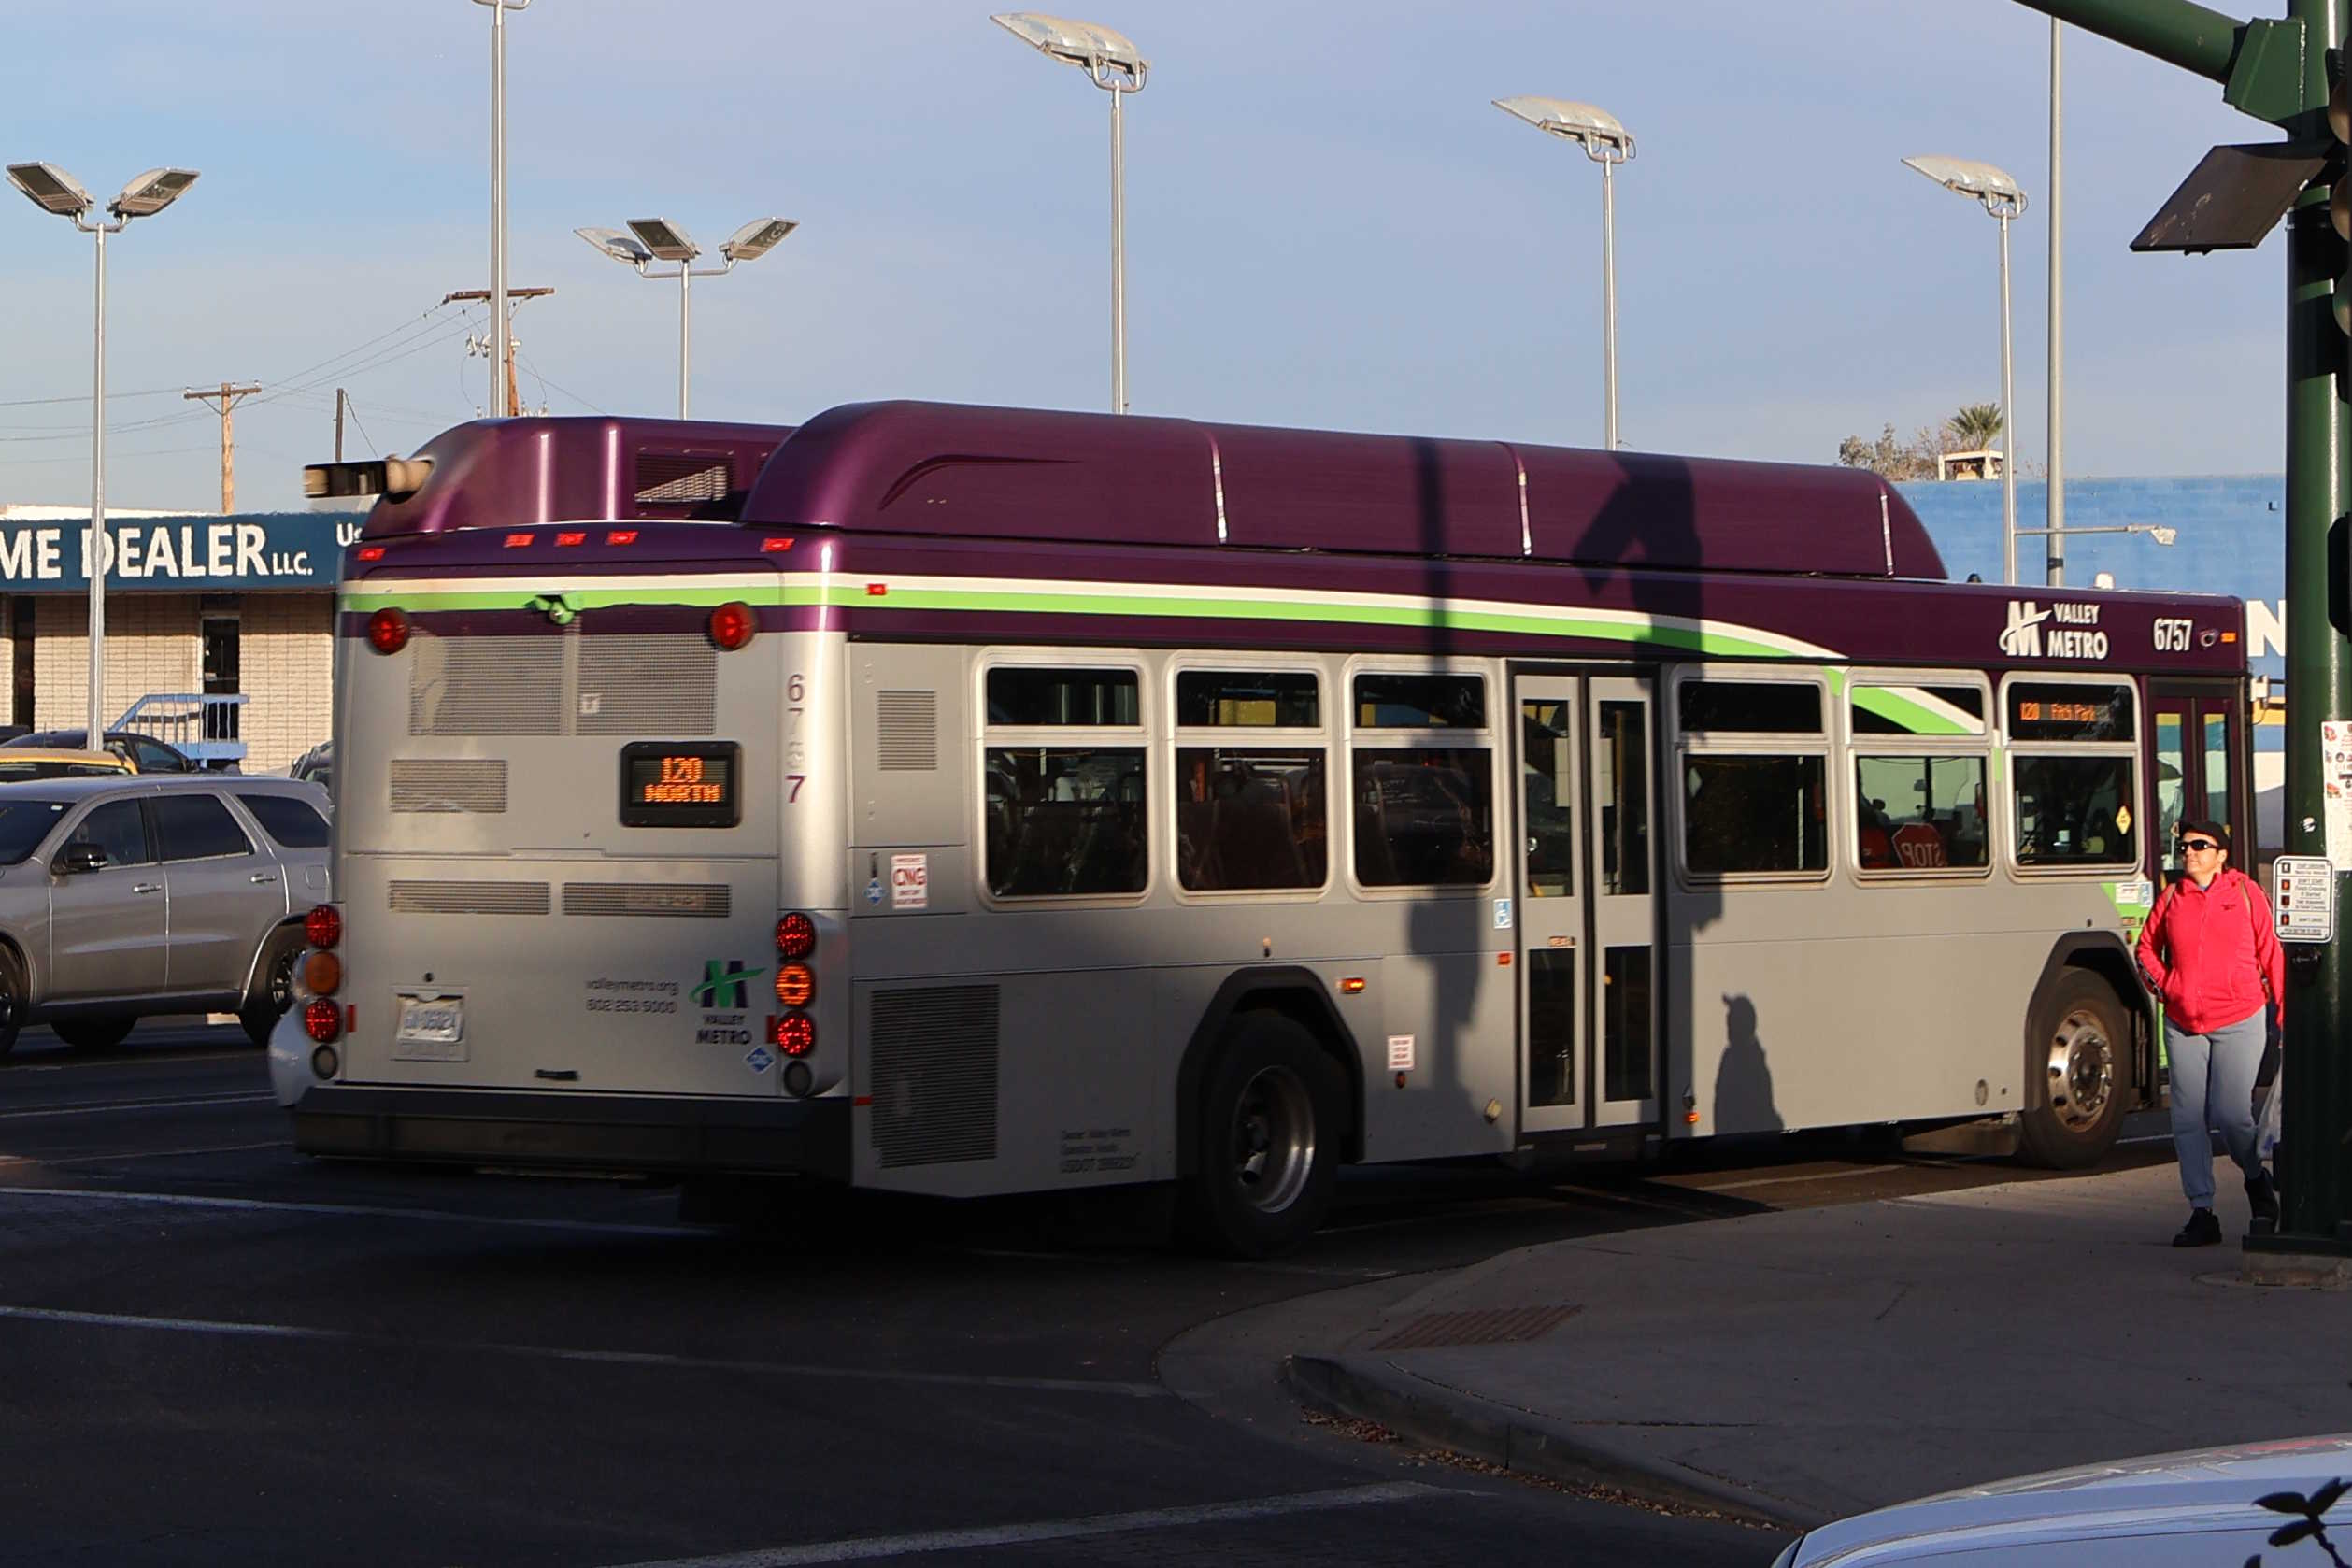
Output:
top-left (776, 911), bottom-right (816, 960)
top-left (555, 531), bottom-right (587, 547)
top-left (504, 532), bottom-right (533, 549)
top-left (305, 905), bottom-right (342, 949)
top-left (355, 546), bottom-right (387, 562)
top-left (606, 529), bottom-right (638, 546)
top-left (366, 608), bottom-right (409, 655)
top-left (304, 998), bottom-right (343, 1043)
top-left (774, 1013), bottom-right (815, 1057)
top-left (708, 601), bottom-right (756, 651)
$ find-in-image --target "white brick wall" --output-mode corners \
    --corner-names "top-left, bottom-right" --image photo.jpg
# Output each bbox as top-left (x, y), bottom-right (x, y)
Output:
top-left (27, 591), bottom-right (333, 773)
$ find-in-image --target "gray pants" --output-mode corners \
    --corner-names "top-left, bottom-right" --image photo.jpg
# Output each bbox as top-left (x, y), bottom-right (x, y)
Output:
top-left (2168, 1006), bottom-right (2269, 1208)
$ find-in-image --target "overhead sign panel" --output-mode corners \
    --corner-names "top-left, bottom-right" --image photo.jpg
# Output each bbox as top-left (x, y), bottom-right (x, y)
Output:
top-left (2132, 142), bottom-right (2327, 254)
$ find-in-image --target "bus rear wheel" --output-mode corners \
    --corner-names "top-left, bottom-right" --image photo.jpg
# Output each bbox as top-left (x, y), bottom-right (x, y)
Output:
top-left (2017, 971), bottom-right (2130, 1170)
top-left (1179, 1013), bottom-right (1344, 1259)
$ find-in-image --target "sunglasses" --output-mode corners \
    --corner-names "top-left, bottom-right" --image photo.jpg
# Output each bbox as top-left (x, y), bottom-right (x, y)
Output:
top-left (2178, 838), bottom-right (2222, 853)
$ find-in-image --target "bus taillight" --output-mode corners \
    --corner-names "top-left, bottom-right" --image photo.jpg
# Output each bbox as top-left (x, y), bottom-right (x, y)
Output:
top-left (305, 905), bottom-right (342, 949)
top-left (775, 963), bottom-right (814, 1007)
top-left (776, 911), bottom-right (816, 960)
top-left (707, 601), bottom-right (756, 650)
top-left (304, 998), bottom-right (343, 1044)
top-left (774, 1014), bottom-right (815, 1057)
top-left (366, 608), bottom-right (409, 655)
top-left (300, 951), bottom-right (343, 997)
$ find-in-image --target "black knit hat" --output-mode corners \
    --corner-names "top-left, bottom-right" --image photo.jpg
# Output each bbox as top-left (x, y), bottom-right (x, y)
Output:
top-left (2175, 819), bottom-right (2231, 849)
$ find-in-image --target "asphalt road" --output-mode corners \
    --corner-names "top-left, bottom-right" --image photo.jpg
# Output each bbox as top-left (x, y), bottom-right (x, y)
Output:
top-left (0, 1022), bottom-right (2173, 1568)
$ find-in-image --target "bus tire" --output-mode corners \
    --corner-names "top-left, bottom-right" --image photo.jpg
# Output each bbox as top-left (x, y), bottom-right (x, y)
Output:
top-left (2017, 971), bottom-right (2131, 1170)
top-left (242, 926), bottom-right (306, 1048)
top-left (1178, 1012), bottom-right (1344, 1259)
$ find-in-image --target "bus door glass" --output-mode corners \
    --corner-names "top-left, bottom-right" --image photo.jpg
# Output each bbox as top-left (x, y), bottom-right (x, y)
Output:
top-left (1512, 673), bottom-right (1659, 1134)
top-left (2148, 682), bottom-right (2241, 875)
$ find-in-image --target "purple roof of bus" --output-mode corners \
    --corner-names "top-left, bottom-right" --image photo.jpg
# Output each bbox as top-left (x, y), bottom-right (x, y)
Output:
top-left (362, 402), bottom-right (1942, 580)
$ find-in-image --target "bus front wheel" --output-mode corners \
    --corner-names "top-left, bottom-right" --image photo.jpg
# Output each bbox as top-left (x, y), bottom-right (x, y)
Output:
top-left (2017, 971), bottom-right (2131, 1170)
top-left (1179, 1013), bottom-right (1344, 1259)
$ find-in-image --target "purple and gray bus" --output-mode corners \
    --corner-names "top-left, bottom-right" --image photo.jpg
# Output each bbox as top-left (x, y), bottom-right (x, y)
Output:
top-left (271, 401), bottom-right (2248, 1255)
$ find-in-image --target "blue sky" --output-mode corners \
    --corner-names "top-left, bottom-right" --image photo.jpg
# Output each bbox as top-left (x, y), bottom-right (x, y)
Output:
top-left (0, 1), bottom-right (2291, 511)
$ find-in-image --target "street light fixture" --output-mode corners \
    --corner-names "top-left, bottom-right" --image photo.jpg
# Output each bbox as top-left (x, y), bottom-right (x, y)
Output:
top-left (474, 0), bottom-right (531, 417)
top-left (575, 214), bottom-right (797, 418)
top-left (6, 161), bottom-right (199, 750)
top-left (1494, 96), bottom-right (1635, 450)
top-left (1905, 153), bottom-right (2029, 587)
top-left (991, 11), bottom-right (1147, 415)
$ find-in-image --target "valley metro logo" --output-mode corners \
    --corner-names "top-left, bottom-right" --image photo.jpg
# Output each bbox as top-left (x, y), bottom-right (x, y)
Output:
top-left (694, 959), bottom-right (764, 1009)
top-left (2000, 600), bottom-right (2051, 658)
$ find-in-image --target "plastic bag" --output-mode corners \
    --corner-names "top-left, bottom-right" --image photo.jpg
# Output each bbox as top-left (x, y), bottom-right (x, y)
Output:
top-left (2257, 1064), bottom-right (2284, 1163)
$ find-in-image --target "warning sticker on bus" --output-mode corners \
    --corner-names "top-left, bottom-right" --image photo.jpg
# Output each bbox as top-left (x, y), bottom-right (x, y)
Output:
top-left (620, 741), bottom-right (742, 828)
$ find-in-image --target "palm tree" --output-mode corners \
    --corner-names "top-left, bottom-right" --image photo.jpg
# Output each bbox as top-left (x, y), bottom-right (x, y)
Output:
top-left (1947, 403), bottom-right (2004, 451)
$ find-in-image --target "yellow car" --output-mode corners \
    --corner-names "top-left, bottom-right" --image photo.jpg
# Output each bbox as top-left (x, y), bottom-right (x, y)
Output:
top-left (0, 748), bottom-right (136, 782)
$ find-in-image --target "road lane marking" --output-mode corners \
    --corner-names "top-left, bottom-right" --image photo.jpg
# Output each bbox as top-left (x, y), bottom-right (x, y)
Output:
top-left (7, 1048), bottom-right (258, 1073)
top-left (599, 1482), bottom-right (1452, 1566)
top-left (0, 1185), bottom-right (697, 1237)
top-left (0, 1303), bottom-right (1172, 1399)
top-left (0, 1090), bottom-right (274, 1120)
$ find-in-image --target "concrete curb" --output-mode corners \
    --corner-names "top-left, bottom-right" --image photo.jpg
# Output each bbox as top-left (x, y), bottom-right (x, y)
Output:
top-left (1285, 1352), bottom-right (1822, 1533)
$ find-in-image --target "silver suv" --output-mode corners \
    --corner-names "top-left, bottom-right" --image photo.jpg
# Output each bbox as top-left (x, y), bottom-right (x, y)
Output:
top-left (0, 775), bottom-right (332, 1055)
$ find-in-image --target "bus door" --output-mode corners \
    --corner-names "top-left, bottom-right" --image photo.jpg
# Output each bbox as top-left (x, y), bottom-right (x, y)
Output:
top-left (1512, 672), bottom-right (1661, 1135)
top-left (2146, 680), bottom-right (2244, 872)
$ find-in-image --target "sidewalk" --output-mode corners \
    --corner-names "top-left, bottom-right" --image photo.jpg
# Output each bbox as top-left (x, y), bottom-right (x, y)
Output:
top-left (1284, 1162), bottom-right (2352, 1530)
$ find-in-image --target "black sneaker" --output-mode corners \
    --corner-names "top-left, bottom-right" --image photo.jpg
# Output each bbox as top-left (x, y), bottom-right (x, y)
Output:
top-left (2173, 1208), bottom-right (2222, 1247)
top-left (2247, 1172), bottom-right (2282, 1231)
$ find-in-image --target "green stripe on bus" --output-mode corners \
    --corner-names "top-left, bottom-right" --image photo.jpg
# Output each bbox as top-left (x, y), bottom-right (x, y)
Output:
top-left (1850, 686), bottom-right (1971, 735)
top-left (344, 578), bottom-right (1836, 661)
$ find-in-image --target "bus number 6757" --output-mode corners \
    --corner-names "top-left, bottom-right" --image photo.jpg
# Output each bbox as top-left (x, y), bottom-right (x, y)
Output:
top-left (2153, 618), bottom-right (2193, 652)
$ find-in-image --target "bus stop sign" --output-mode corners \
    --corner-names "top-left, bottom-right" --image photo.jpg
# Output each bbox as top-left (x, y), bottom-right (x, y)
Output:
top-left (2274, 855), bottom-right (2335, 943)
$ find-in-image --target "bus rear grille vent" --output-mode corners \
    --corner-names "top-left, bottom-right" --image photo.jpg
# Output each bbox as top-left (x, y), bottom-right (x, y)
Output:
top-left (634, 456), bottom-right (731, 505)
top-left (409, 636), bottom-right (563, 736)
top-left (577, 634), bottom-right (718, 734)
top-left (387, 880), bottom-right (551, 916)
top-left (870, 984), bottom-right (999, 1168)
top-left (563, 882), bottom-right (731, 918)
top-left (389, 759), bottom-right (509, 814)
top-left (876, 691), bottom-right (938, 771)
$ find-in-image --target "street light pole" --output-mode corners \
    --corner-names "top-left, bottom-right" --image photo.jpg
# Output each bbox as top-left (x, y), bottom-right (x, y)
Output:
top-left (678, 262), bottom-right (691, 419)
top-left (576, 218), bottom-right (796, 418)
top-left (88, 218), bottom-right (108, 748)
top-left (1999, 206), bottom-right (2018, 589)
top-left (476, 0), bottom-right (528, 417)
top-left (991, 13), bottom-right (1149, 416)
top-left (2047, 19), bottom-right (2067, 588)
top-left (1601, 151), bottom-right (1618, 449)
top-left (7, 163), bottom-right (197, 748)
top-left (1493, 97), bottom-right (1636, 450)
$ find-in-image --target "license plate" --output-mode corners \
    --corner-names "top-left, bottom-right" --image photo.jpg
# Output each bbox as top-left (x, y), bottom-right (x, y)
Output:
top-left (392, 992), bottom-right (467, 1062)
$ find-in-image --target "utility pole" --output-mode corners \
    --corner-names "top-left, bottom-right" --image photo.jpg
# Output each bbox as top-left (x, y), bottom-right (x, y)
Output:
top-left (182, 381), bottom-right (262, 514)
top-left (441, 286), bottom-right (553, 416)
top-left (335, 388), bottom-right (346, 462)
top-left (2013, 0), bottom-right (2351, 1261)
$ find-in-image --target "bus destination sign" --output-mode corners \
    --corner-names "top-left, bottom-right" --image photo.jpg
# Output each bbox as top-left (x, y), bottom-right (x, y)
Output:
top-left (620, 741), bottom-right (741, 828)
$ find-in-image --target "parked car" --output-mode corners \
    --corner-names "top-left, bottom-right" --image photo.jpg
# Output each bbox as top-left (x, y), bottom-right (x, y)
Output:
top-left (289, 740), bottom-right (333, 798)
top-left (0, 749), bottom-right (135, 781)
top-left (7, 729), bottom-right (195, 774)
top-left (0, 774), bottom-right (333, 1055)
top-left (1774, 1434), bottom-right (2352, 1566)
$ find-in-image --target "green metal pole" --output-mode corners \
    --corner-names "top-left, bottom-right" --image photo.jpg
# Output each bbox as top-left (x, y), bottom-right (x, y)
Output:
top-left (2010, 0), bottom-right (2242, 78)
top-left (2273, 0), bottom-right (2352, 1249)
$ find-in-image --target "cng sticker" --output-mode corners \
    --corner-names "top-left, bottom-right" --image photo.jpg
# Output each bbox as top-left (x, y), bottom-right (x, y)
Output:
top-left (891, 853), bottom-right (929, 909)
top-left (745, 1046), bottom-right (775, 1073)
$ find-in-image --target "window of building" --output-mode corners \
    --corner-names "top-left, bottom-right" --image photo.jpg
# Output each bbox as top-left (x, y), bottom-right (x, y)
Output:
top-left (1352, 672), bottom-right (1492, 888)
top-left (151, 793), bottom-right (254, 862)
top-left (983, 663), bottom-right (1147, 899)
top-left (236, 791), bottom-right (331, 849)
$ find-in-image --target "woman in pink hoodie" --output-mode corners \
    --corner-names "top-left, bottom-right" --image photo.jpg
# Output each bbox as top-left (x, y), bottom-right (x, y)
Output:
top-left (2135, 819), bottom-right (2283, 1247)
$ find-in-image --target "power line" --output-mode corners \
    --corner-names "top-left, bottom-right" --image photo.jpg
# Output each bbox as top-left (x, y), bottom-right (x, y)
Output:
top-left (0, 387), bottom-right (178, 409)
